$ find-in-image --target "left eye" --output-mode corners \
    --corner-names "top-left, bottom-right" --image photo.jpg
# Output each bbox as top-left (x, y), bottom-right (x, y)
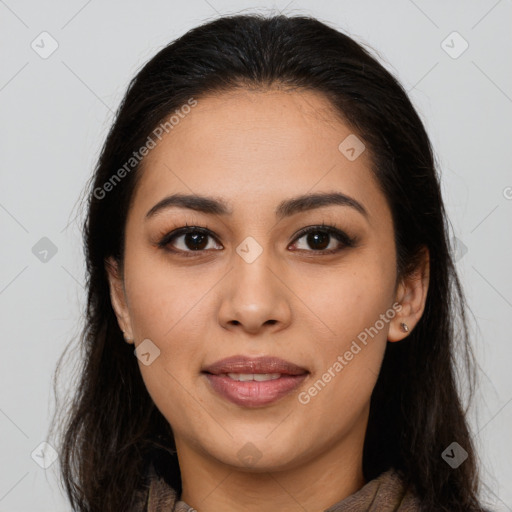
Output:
top-left (289, 226), bottom-right (355, 253)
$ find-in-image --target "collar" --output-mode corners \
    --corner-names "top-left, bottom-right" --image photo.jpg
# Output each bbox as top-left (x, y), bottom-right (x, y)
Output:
top-left (135, 465), bottom-right (420, 511)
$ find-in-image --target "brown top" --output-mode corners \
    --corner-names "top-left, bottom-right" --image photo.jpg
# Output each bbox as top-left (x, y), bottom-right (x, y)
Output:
top-left (131, 464), bottom-right (421, 511)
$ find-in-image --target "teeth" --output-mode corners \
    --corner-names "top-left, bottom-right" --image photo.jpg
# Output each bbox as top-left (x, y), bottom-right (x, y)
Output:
top-left (226, 373), bottom-right (282, 382)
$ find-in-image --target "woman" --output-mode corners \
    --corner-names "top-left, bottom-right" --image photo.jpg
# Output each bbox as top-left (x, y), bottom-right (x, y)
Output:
top-left (51, 13), bottom-right (489, 512)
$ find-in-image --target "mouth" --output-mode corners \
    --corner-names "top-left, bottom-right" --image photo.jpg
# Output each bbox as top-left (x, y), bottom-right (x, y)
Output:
top-left (201, 355), bottom-right (309, 407)
top-left (221, 372), bottom-right (284, 381)
top-left (202, 355), bottom-right (308, 376)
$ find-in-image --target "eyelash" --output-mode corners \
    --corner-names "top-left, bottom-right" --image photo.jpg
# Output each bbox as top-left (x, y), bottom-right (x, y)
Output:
top-left (156, 222), bottom-right (357, 258)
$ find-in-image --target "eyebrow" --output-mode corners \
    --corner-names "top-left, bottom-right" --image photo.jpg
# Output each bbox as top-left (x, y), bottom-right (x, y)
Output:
top-left (145, 191), bottom-right (368, 221)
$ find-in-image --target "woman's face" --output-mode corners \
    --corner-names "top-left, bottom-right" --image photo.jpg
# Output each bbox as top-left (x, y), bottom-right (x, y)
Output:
top-left (107, 89), bottom-right (418, 474)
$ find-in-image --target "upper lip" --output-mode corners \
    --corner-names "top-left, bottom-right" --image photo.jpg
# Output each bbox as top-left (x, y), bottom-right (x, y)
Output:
top-left (202, 356), bottom-right (308, 376)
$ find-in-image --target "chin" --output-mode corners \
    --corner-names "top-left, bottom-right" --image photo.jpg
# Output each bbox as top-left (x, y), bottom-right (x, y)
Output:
top-left (203, 435), bottom-right (309, 472)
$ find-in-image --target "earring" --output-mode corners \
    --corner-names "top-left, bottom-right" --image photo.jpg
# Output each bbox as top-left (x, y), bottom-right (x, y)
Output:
top-left (122, 331), bottom-right (134, 343)
top-left (400, 322), bottom-right (409, 333)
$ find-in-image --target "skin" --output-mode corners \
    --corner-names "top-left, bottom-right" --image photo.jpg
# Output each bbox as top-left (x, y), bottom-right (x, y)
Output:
top-left (106, 88), bottom-right (429, 512)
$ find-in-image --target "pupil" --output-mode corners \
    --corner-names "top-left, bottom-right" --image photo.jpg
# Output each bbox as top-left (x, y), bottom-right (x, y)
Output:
top-left (186, 233), bottom-right (207, 250)
top-left (308, 232), bottom-right (329, 250)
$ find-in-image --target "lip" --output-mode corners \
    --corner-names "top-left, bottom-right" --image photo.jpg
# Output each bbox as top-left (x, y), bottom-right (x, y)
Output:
top-left (202, 355), bottom-right (309, 408)
top-left (202, 355), bottom-right (308, 376)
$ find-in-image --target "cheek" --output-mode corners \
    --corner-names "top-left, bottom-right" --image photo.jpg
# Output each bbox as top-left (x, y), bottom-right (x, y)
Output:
top-left (124, 244), bottom-right (213, 340)
top-left (293, 252), bottom-right (396, 348)
top-left (122, 250), bottom-right (214, 408)
top-left (294, 249), bottom-right (396, 409)
top-left (294, 288), bottom-right (393, 445)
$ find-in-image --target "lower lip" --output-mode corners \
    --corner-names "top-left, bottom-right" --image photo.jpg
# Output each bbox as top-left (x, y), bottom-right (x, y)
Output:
top-left (203, 373), bottom-right (308, 407)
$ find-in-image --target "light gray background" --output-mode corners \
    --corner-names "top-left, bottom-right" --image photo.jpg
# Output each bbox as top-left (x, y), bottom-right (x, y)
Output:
top-left (1, 1), bottom-right (511, 510)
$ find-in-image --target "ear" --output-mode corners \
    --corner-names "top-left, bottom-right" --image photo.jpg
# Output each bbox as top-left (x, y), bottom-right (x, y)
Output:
top-left (105, 256), bottom-right (134, 343)
top-left (388, 246), bottom-right (430, 342)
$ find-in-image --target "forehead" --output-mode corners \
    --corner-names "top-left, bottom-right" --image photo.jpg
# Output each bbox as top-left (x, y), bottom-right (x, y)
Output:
top-left (150, 88), bottom-right (354, 163)
top-left (129, 88), bottom-right (387, 223)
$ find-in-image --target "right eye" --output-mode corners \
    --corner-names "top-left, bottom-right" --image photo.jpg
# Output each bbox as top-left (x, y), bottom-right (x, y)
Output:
top-left (157, 226), bottom-right (223, 256)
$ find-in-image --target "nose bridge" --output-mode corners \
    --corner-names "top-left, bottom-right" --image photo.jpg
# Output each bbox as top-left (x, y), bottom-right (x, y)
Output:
top-left (231, 234), bottom-right (279, 299)
top-left (218, 234), bottom-right (291, 332)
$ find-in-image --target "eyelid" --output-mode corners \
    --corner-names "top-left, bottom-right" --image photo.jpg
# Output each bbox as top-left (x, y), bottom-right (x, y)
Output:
top-left (156, 222), bottom-right (357, 256)
top-left (156, 225), bottom-right (220, 255)
top-left (291, 223), bottom-right (357, 249)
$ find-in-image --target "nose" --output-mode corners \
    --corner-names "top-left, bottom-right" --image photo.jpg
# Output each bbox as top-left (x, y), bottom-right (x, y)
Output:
top-left (217, 249), bottom-right (292, 335)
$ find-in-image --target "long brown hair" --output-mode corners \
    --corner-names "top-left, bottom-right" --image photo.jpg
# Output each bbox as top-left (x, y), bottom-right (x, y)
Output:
top-left (50, 13), bottom-right (487, 511)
